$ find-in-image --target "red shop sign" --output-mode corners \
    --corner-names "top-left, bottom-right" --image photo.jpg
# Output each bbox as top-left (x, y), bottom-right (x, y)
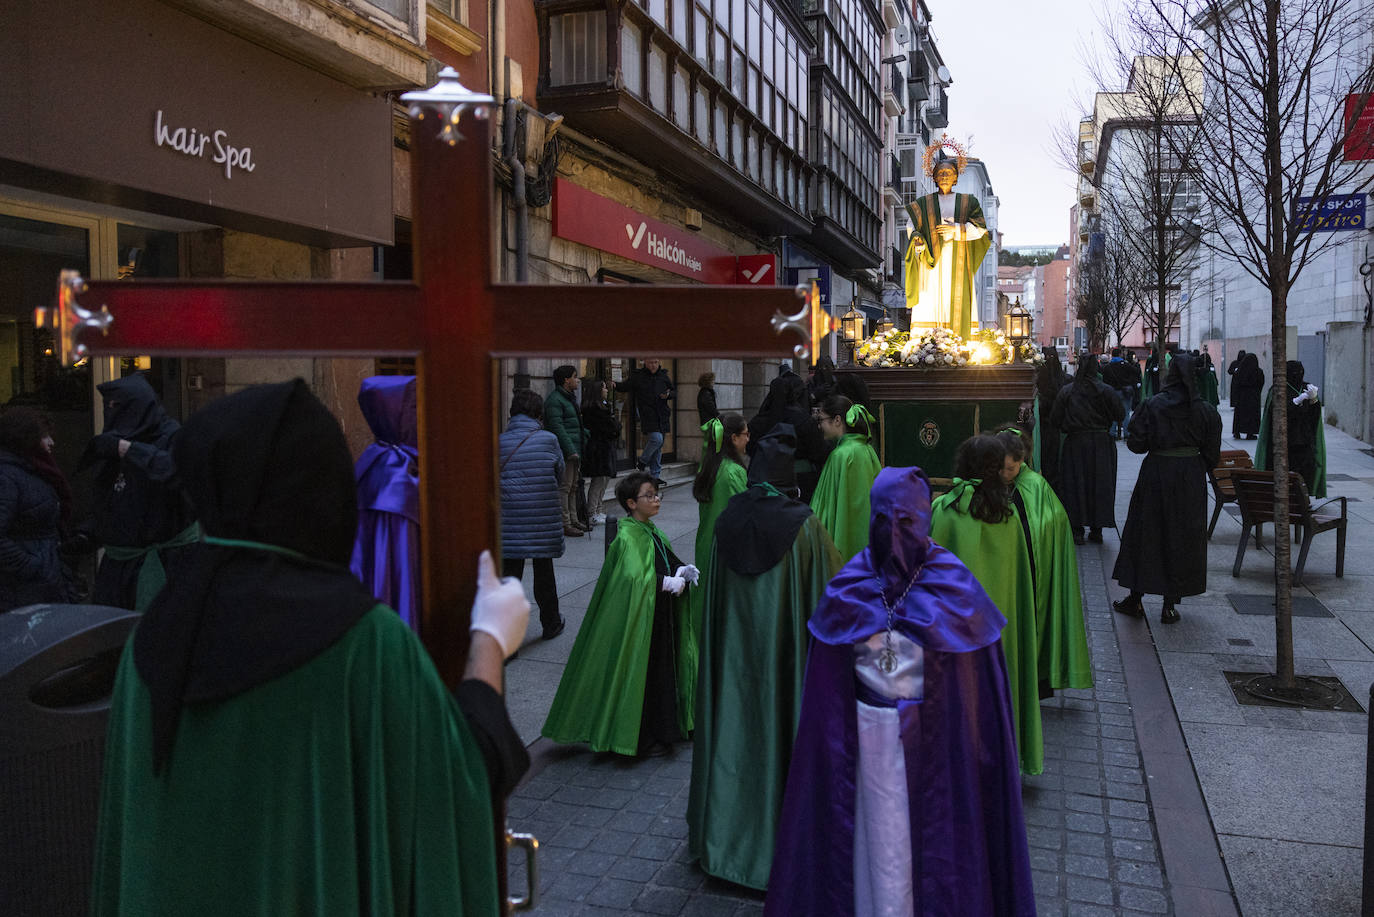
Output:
top-left (735, 253), bottom-right (778, 285)
top-left (553, 178), bottom-right (737, 284)
top-left (1344, 94), bottom-right (1374, 161)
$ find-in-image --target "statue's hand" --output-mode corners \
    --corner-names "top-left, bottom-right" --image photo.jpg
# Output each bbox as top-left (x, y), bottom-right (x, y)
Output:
top-left (935, 223), bottom-right (957, 241)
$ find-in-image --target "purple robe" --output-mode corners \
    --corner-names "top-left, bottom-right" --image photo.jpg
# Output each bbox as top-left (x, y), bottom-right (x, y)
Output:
top-left (765, 467), bottom-right (1035, 917)
top-left (351, 376), bottom-right (420, 629)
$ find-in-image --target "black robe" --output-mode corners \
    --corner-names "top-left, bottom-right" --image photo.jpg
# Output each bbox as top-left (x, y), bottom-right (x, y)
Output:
top-left (1049, 366), bottom-right (1124, 531)
top-left (1231, 354), bottom-right (1264, 436)
top-left (78, 375), bottom-right (195, 609)
top-left (1035, 351), bottom-right (1067, 488)
top-left (1113, 355), bottom-right (1222, 598)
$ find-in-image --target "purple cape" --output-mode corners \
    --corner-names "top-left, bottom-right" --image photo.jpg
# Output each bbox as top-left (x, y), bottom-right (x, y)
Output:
top-left (765, 467), bottom-right (1036, 917)
top-left (350, 376), bottom-right (421, 628)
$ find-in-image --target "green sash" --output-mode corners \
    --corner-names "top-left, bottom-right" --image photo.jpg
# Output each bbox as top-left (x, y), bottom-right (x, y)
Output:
top-left (103, 521), bottom-right (202, 610)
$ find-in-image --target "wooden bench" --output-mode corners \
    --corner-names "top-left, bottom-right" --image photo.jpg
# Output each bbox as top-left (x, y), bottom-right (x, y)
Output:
top-left (1207, 449), bottom-right (1253, 538)
top-left (1229, 469), bottom-right (1347, 586)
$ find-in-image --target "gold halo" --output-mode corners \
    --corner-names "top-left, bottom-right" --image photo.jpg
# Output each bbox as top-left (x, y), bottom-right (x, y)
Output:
top-left (922, 133), bottom-right (970, 179)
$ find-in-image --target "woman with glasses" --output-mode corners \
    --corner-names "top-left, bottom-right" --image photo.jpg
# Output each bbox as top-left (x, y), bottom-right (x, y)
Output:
top-left (810, 395), bottom-right (882, 563)
top-left (543, 471), bottom-right (700, 757)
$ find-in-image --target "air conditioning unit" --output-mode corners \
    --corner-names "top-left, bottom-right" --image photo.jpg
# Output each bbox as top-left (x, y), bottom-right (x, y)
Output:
top-left (893, 26), bottom-right (910, 45)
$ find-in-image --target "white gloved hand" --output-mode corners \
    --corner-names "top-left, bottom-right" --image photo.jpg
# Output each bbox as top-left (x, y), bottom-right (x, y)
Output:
top-left (1306, 383), bottom-right (1319, 401)
top-left (674, 564), bottom-right (700, 586)
top-left (660, 575), bottom-right (687, 596)
top-left (1292, 391), bottom-right (1310, 405)
top-left (470, 550), bottom-right (530, 659)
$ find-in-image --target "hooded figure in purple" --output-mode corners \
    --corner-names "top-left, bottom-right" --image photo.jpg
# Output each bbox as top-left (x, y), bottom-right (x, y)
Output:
top-left (350, 376), bottom-right (420, 628)
top-left (765, 466), bottom-right (1035, 917)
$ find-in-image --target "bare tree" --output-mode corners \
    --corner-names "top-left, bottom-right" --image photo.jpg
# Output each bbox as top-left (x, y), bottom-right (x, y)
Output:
top-left (1085, 34), bottom-right (1211, 362)
top-left (1100, 230), bottom-right (1150, 348)
top-left (1132, 0), bottom-right (1374, 694)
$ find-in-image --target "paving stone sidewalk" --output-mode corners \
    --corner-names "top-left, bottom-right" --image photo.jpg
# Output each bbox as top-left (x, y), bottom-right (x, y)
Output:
top-left (504, 514), bottom-right (1182, 915)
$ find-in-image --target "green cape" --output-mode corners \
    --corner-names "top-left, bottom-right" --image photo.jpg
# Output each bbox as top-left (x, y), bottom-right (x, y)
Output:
top-left (930, 481), bottom-right (1043, 775)
top-left (687, 513), bottom-right (842, 889)
top-left (902, 192), bottom-right (992, 339)
top-left (1014, 466), bottom-right (1093, 690)
top-left (1255, 385), bottom-right (1327, 498)
top-left (685, 459), bottom-right (749, 726)
top-left (1200, 369), bottom-right (1220, 406)
top-left (542, 518), bottom-right (693, 753)
top-left (92, 605), bottom-right (499, 916)
top-left (809, 433), bottom-right (882, 563)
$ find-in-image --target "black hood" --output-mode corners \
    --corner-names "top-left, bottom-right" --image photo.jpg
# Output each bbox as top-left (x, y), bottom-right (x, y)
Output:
top-left (747, 423), bottom-right (798, 491)
top-left (714, 484), bottom-right (813, 575)
top-left (134, 380), bottom-right (375, 775)
top-left (1156, 352), bottom-right (1200, 414)
top-left (98, 374), bottom-right (171, 441)
top-left (1286, 360), bottom-right (1306, 393)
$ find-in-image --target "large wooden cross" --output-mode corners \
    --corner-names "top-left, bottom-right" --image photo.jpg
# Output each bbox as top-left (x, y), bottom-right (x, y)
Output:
top-left (42, 70), bottom-right (809, 909)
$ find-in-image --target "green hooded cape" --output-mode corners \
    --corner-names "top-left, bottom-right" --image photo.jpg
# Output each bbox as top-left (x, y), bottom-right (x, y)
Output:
top-left (92, 605), bottom-right (499, 916)
top-left (687, 510), bottom-right (842, 889)
top-left (1255, 386), bottom-right (1327, 498)
top-left (542, 518), bottom-right (693, 753)
top-left (685, 458), bottom-right (749, 724)
top-left (930, 481), bottom-right (1043, 774)
top-left (809, 433), bottom-right (882, 563)
top-left (1014, 466), bottom-right (1093, 691)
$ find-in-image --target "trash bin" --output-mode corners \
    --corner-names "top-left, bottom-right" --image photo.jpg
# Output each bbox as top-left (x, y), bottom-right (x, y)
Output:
top-left (0, 604), bottom-right (140, 917)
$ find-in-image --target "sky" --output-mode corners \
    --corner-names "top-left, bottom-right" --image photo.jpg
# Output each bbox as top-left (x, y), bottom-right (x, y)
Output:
top-left (930, 0), bottom-right (1111, 247)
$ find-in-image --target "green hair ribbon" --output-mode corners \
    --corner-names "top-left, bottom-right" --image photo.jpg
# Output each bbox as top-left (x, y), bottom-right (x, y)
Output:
top-left (702, 418), bottom-right (724, 453)
top-left (846, 404), bottom-right (876, 430)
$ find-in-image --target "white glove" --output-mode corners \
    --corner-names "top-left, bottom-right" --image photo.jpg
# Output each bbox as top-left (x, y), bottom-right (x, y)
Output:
top-left (660, 575), bottom-right (687, 596)
top-left (1292, 391), bottom-right (1310, 405)
top-left (470, 550), bottom-right (530, 659)
top-left (674, 564), bottom-right (700, 586)
top-left (1306, 383), bottom-right (1319, 401)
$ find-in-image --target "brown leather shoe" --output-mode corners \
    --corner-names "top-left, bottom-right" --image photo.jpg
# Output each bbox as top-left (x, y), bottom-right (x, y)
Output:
top-left (563, 525), bottom-right (584, 537)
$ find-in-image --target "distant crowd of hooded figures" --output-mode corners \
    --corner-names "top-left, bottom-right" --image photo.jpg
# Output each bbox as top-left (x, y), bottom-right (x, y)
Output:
top-left (0, 347), bottom-right (1325, 915)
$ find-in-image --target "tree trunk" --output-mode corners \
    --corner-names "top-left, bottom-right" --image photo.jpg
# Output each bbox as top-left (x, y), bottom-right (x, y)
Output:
top-left (1264, 0), bottom-right (1295, 689)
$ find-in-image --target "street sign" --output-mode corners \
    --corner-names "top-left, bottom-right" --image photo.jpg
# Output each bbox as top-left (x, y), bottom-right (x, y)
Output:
top-left (1291, 193), bottom-right (1366, 232)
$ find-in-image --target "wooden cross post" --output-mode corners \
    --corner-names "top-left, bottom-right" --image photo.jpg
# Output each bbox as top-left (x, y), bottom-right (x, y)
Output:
top-left (42, 69), bottom-right (810, 908)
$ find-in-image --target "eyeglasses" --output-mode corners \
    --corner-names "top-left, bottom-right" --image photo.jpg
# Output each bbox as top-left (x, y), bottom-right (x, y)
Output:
top-left (634, 492), bottom-right (662, 502)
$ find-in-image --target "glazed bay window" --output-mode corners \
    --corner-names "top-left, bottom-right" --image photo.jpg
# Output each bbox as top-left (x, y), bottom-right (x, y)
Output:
top-left (538, 0), bottom-right (814, 233)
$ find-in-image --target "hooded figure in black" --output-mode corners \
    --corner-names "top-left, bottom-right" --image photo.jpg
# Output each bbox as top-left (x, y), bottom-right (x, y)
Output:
top-left (747, 372), bottom-right (830, 501)
top-left (78, 374), bottom-right (195, 609)
top-left (93, 379), bottom-right (529, 915)
top-left (687, 425), bottom-right (843, 890)
top-left (1034, 346), bottom-right (1067, 487)
top-left (1049, 354), bottom-right (1124, 543)
top-left (1112, 353), bottom-right (1222, 623)
top-left (1231, 352), bottom-right (1264, 439)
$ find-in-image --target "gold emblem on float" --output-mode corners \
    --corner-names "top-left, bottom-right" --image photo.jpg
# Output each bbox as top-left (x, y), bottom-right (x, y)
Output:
top-left (919, 421), bottom-right (941, 449)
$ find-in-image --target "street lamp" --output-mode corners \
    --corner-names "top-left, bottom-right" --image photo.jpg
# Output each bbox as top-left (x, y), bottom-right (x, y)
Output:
top-left (1005, 296), bottom-right (1031, 361)
top-left (400, 67), bottom-right (496, 146)
top-left (840, 305), bottom-right (866, 365)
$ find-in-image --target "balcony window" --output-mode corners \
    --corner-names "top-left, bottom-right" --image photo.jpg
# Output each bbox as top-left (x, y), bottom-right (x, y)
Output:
top-left (672, 0), bottom-right (688, 44)
top-left (714, 105), bottom-right (728, 157)
top-left (550, 12), bottom-right (606, 86)
top-left (622, 21), bottom-right (643, 95)
top-left (649, 43), bottom-right (669, 111)
top-left (694, 4), bottom-right (709, 67)
top-left (649, 0), bottom-right (666, 25)
top-left (732, 116), bottom-right (745, 170)
top-left (714, 29), bottom-right (728, 81)
top-left (367, 0), bottom-right (409, 20)
top-left (695, 86), bottom-right (711, 144)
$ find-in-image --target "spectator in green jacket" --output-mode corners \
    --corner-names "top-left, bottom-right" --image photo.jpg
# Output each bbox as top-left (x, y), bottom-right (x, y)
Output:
top-left (545, 365), bottom-right (588, 537)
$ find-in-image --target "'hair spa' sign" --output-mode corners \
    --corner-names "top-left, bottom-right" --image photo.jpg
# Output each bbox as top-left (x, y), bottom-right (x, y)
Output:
top-left (154, 110), bottom-right (257, 179)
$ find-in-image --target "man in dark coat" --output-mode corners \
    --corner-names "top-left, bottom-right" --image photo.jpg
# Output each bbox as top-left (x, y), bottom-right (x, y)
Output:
top-left (615, 358), bottom-right (674, 485)
top-left (1227, 350), bottom-right (1247, 407)
top-left (1112, 353), bottom-right (1222, 624)
top-left (545, 365), bottom-right (588, 536)
top-left (1050, 354), bottom-right (1125, 544)
top-left (77, 374), bottom-right (195, 610)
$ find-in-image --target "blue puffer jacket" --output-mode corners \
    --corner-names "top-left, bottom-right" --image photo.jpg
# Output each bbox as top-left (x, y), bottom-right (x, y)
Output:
top-left (0, 450), bottom-right (66, 611)
top-left (499, 414), bottom-right (566, 559)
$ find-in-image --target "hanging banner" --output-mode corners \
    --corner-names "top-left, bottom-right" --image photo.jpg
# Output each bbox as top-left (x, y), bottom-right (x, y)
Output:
top-left (1344, 94), bottom-right (1374, 161)
top-left (1291, 193), bottom-right (1366, 232)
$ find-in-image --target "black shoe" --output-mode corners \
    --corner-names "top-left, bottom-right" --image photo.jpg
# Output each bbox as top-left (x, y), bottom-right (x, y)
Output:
top-left (1112, 597), bottom-right (1145, 618)
top-left (1088, 529), bottom-right (1104, 544)
top-left (635, 460), bottom-right (647, 472)
top-left (1160, 606), bottom-right (1181, 624)
top-left (1072, 529), bottom-right (1087, 546)
top-left (654, 478), bottom-right (667, 489)
top-left (542, 616), bottom-right (567, 641)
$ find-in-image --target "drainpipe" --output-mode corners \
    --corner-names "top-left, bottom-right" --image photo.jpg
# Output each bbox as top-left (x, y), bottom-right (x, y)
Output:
top-left (503, 97), bottom-right (528, 283)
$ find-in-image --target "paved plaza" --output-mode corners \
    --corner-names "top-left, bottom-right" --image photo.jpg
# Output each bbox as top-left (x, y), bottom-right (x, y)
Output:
top-left (500, 404), bottom-right (1374, 915)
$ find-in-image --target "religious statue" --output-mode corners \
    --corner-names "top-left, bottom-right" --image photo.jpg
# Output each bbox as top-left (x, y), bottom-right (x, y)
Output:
top-left (902, 137), bottom-right (991, 339)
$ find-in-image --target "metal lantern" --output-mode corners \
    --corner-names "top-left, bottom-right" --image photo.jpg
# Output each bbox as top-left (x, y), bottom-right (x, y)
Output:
top-left (840, 305), bottom-right (866, 365)
top-left (400, 67), bottom-right (496, 145)
top-left (874, 308), bottom-right (895, 337)
top-left (1006, 297), bottom-right (1032, 357)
